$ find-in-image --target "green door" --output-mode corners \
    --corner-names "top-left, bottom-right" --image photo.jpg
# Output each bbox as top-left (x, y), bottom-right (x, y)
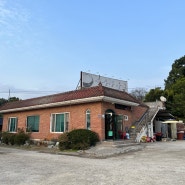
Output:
top-left (114, 115), bottom-right (123, 140)
top-left (105, 113), bottom-right (115, 140)
top-left (105, 111), bottom-right (123, 140)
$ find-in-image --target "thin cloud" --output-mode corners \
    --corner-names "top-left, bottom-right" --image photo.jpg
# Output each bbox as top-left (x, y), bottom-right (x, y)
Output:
top-left (0, 0), bottom-right (30, 45)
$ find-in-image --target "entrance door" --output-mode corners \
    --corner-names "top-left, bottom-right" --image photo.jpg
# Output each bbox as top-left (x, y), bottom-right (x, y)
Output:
top-left (114, 115), bottom-right (123, 139)
top-left (105, 112), bottom-right (115, 140)
top-left (105, 110), bottom-right (123, 140)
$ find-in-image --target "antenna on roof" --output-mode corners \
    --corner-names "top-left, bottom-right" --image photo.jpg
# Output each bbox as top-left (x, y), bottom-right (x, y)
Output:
top-left (76, 71), bottom-right (83, 90)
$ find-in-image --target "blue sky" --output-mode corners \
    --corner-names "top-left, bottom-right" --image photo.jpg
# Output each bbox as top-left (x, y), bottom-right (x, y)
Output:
top-left (0, 0), bottom-right (185, 99)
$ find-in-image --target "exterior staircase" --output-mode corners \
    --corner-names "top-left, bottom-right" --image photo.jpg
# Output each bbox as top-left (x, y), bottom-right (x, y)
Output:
top-left (129, 101), bottom-right (164, 142)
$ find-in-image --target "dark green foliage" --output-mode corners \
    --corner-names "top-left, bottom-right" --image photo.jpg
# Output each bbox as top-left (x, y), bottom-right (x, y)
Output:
top-left (144, 87), bottom-right (164, 102)
top-left (68, 129), bottom-right (99, 150)
top-left (2, 132), bottom-right (16, 145)
top-left (14, 128), bottom-right (30, 145)
top-left (162, 56), bottom-right (185, 118)
top-left (1, 129), bottom-right (30, 145)
top-left (2, 132), bottom-right (10, 144)
top-left (58, 132), bottom-right (70, 150)
top-left (0, 98), bottom-right (8, 106)
top-left (165, 78), bottom-right (185, 118)
top-left (0, 97), bottom-right (21, 117)
top-left (9, 134), bottom-right (16, 145)
top-left (0, 97), bottom-right (21, 107)
top-left (144, 55), bottom-right (185, 118)
top-left (165, 56), bottom-right (185, 89)
top-left (59, 129), bottom-right (99, 151)
top-left (8, 97), bottom-right (21, 102)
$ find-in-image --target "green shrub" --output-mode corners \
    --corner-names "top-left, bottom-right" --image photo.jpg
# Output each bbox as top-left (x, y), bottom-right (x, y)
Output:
top-left (58, 132), bottom-right (70, 150)
top-left (2, 129), bottom-right (30, 146)
top-left (2, 132), bottom-right (11, 144)
top-left (59, 129), bottom-right (99, 151)
top-left (14, 128), bottom-right (30, 145)
top-left (9, 133), bottom-right (16, 145)
top-left (58, 132), bottom-right (70, 151)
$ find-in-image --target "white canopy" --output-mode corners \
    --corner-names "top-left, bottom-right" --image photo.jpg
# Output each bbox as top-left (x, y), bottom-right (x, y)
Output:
top-left (162, 120), bottom-right (182, 124)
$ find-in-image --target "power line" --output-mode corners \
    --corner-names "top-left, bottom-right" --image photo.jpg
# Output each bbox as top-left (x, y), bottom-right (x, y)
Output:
top-left (0, 90), bottom-right (61, 93)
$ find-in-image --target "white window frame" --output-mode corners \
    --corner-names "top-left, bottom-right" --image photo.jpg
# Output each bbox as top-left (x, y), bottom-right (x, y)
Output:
top-left (50, 112), bottom-right (69, 133)
top-left (8, 117), bottom-right (18, 133)
top-left (86, 109), bottom-right (91, 130)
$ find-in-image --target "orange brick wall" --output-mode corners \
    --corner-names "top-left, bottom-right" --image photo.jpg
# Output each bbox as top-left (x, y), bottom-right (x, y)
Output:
top-left (2, 101), bottom-right (147, 141)
top-left (2, 102), bottom-right (104, 140)
top-left (131, 105), bottom-right (148, 123)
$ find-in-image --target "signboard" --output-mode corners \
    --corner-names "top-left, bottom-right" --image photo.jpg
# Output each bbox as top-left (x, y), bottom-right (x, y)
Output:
top-left (81, 72), bottom-right (128, 92)
top-left (108, 131), bottom-right (113, 137)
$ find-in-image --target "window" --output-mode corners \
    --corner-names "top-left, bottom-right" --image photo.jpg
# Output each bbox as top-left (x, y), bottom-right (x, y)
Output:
top-left (51, 113), bottom-right (69, 132)
top-left (86, 110), bottom-right (91, 130)
top-left (115, 104), bottom-right (131, 110)
top-left (27, 115), bottom-right (39, 132)
top-left (8, 117), bottom-right (17, 132)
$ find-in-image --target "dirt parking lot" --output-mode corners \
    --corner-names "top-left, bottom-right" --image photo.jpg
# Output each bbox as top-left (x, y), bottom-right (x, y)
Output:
top-left (0, 141), bottom-right (185, 185)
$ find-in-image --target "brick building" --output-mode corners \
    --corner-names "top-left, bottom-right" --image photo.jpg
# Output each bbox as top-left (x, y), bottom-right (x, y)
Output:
top-left (0, 84), bottom-right (148, 141)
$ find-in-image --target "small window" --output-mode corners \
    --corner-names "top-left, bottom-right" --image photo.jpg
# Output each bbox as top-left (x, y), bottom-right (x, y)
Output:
top-left (27, 115), bottom-right (39, 132)
top-left (51, 113), bottom-right (69, 133)
top-left (8, 117), bottom-right (17, 132)
top-left (86, 110), bottom-right (91, 130)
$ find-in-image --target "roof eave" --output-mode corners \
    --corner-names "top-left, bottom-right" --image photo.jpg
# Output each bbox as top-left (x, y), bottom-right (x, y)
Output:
top-left (0, 96), bottom-right (104, 113)
top-left (0, 95), bottom-right (139, 113)
top-left (103, 96), bottom-right (139, 106)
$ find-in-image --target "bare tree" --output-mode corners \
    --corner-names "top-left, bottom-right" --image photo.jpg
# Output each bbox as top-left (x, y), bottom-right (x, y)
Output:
top-left (130, 88), bottom-right (147, 101)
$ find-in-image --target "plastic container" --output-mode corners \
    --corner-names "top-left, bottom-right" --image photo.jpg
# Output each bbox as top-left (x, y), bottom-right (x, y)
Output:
top-left (156, 132), bottom-right (162, 141)
top-left (177, 131), bottom-right (184, 140)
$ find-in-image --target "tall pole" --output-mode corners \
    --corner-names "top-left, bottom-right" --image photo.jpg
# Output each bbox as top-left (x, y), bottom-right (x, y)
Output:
top-left (8, 89), bottom-right (11, 100)
top-left (80, 71), bottom-right (82, 89)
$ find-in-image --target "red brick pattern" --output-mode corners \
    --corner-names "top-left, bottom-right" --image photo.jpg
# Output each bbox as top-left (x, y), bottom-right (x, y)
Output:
top-left (2, 101), bottom-right (147, 141)
top-left (1, 85), bottom-right (147, 141)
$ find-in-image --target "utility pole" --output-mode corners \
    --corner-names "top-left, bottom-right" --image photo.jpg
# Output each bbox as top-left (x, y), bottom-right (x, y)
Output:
top-left (8, 89), bottom-right (11, 100)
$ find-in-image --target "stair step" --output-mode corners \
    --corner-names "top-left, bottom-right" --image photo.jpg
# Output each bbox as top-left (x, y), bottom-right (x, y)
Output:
top-left (101, 139), bottom-right (137, 148)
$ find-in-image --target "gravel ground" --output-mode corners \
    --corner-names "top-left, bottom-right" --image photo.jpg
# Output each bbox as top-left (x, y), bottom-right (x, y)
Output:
top-left (0, 141), bottom-right (185, 185)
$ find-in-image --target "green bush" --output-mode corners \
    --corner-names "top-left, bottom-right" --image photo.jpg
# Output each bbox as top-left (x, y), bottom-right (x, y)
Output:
top-left (2, 132), bottom-right (11, 144)
top-left (9, 134), bottom-right (16, 145)
top-left (1, 129), bottom-right (30, 146)
top-left (58, 132), bottom-right (70, 150)
top-left (14, 128), bottom-right (30, 145)
top-left (59, 129), bottom-right (99, 151)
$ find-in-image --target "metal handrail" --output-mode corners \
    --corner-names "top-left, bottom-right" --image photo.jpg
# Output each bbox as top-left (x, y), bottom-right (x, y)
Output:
top-left (132, 107), bottom-right (160, 142)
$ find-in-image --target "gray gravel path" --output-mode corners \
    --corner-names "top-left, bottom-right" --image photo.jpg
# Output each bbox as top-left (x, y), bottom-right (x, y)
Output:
top-left (0, 141), bottom-right (185, 185)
